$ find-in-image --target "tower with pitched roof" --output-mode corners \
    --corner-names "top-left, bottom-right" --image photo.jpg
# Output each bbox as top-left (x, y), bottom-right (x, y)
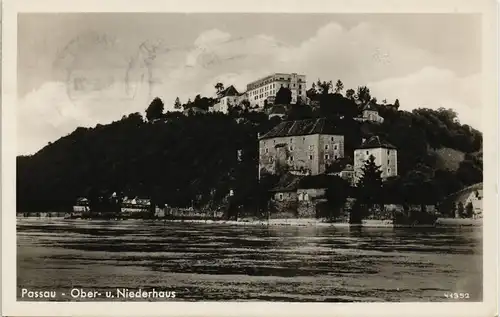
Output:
top-left (353, 136), bottom-right (397, 183)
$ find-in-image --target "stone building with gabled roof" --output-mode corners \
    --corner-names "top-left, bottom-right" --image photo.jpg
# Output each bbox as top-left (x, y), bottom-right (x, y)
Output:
top-left (353, 135), bottom-right (398, 183)
top-left (211, 85), bottom-right (240, 114)
top-left (354, 102), bottom-right (384, 123)
top-left (258, 117), bottom-right (345, 178)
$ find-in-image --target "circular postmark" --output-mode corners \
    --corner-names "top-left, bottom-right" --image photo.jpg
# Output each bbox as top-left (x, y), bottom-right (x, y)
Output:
top-left (53, 31), bottom-right (154, 105)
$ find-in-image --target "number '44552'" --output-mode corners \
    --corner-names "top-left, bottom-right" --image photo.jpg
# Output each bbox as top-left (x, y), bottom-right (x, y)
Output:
top-left (444, 292), bottom-right (470, 299)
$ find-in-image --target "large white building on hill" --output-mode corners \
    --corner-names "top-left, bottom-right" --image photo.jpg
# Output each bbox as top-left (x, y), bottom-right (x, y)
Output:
top-left (246, 73), bottom-right (307, 109)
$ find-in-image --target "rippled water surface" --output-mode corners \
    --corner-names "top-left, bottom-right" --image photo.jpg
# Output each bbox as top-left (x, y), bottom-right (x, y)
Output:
top-left (17, 219), bottom-right (482, 302)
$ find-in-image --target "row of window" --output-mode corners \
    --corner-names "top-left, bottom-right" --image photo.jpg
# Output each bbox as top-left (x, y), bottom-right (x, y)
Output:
top-left (276, 192), bottom-right (310, 201)
top-left (250, 84), bottom-right (304, 96)
top-left (250, 77), bottom-right (305, 90)
top-left (253, 90), bottom-right (277, 100)
top-left (291, 144), bottom-right (339, 151)
top-left (288, 136), bottom-right (339, 143)
top-left (264, 143), bottom-right (339, 153)
top-left (286, 154), bottom-right (339, 162)
top-left (267, 153), bottom-right (339, 163)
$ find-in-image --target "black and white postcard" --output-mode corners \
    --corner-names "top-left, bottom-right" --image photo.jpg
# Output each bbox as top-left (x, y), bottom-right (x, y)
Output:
top-left (2, 0), bottom-right (498, 316)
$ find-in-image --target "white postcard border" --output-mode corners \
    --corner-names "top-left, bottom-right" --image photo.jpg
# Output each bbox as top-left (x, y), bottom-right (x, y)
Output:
top-left (2, 0), bottom-right (498, 316)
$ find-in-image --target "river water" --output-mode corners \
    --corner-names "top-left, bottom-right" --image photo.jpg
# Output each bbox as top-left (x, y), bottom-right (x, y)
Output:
top-left (17, 218), bottom-right (482, 302)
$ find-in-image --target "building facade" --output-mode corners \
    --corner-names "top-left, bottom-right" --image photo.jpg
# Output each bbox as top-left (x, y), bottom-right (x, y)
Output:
top-left (258, 118), bottom-right (345, 178)
top-left (353, 136), bottom-right (397, 184)
top-left (247, 73), bottom-right (307, 109)
top-left (464, 188), bottom-right (483, 218)
top-left (211, 85), bottom-right (240, 114)
top-left (354, 103), bottom-right (384, 123)
top-left (361, 103), bottom-right (384, 123)
top-left (330, 164), bottom-right (355, 186)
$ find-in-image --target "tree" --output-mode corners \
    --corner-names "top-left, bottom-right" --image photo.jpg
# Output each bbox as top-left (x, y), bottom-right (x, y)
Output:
top-left (174, 97), bottom-right (182, 110)
top-left (145, 97), bottom-right (164, 121)
top-left (394, 99), bottom-right (400, 110)
top-left (457, 159), bottom-right (482, 186)
top-left (275, 87), bottom-right (292, 104)
top-left (465, 202), bottom-right (474, 218)
top-left (316, 79), bottom-right (332, 95)
top-left (457, 202), bottom-right (465, 218)
top-left (287, 103), bottom-right (314, 120)
top-left (450, 202), bottom-right (457, 218)
top-left (356, 86), bottom-right (371, 103)
top-left (215, 83), bottom-right (225, 96)
top-left (356, 154), bottom-right (383, 215)
top-left (183, 98), bottom-right (192, 110)
top-left (345, 89), bottom-right (355, 100)
top-left (324, 176), bottom-right (351, 220)
top-left (334, 80), bottom-right (344, 94)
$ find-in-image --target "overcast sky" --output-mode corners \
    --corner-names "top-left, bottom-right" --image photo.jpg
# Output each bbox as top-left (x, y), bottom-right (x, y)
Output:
top-left (17, 13), bottom-right (482, 155)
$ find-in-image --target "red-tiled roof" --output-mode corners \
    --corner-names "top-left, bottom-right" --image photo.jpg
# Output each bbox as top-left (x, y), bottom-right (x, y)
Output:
top-left (259, 117), bottom-right (341, 140)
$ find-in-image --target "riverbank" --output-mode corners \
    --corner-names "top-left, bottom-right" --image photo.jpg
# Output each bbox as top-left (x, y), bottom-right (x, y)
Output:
top-left (18, 216), bottom-right (482, 228)
top-left (161, 218), bottom-right (482, 228)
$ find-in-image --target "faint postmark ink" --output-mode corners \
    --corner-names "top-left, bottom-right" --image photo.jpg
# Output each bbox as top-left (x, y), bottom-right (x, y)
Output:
top-left (372, 47), bottom-right (391, 65)
top-left (125, 40), bottom-right (166, 102)
top-left (53, 31), bottom-right (153, 103)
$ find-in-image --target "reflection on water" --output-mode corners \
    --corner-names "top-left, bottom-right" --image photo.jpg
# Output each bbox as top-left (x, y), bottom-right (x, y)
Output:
top-left (17, 219), bottom-right (482, 302)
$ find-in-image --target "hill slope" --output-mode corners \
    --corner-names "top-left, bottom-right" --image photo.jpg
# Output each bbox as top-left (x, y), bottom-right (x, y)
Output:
top-left (17, 93), bottom-right (483, 213)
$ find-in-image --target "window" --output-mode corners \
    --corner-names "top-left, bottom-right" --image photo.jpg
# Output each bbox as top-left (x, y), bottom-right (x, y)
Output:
top-left (325, 154), bottom-right (329, 160)
top-left (325, 144), bottom-right (329, 150)
top-left (366, 151), bottom-right (369, 155)
top-left (278, 193), bottom-right (283, 201)
top-left (387, 159), bottom-right (390, 164)
top-left (309, 155), bottom-right (313, 160)
top-left (265, 148), bottom-right (269, 153)
top-left (309, 145), bottom-right (313, 150)
top-left (331, 137), bottom-right (334, 141)
top-left (289, 145), bottom-right (294, 151)
top-left (334, 155), bottom-right (338, 159)
top-left (334, 145), bottom-right (338, 150)
top-left (290, 138), bottom-right (293, 143)
top-left (293, 84), bottom-right (296, 87)
top-left (299, 90), bottom-right (302, 95)
top-left (303, 137), bottom-right (306, 141)
top-left (299, 84), bottom-right (302, 89)
top-left (289, 156), bottom-right (294, 161)
top-left (269, 157), bottom-right (274, 163)
top-left (387, 168), bottom-right (391, 173)
top-left (387, 150), bottom-right (390, 155)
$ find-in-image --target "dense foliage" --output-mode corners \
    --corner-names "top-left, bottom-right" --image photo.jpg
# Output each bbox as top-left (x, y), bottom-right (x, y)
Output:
top-left (17, 79), bottom-right (483, 215)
